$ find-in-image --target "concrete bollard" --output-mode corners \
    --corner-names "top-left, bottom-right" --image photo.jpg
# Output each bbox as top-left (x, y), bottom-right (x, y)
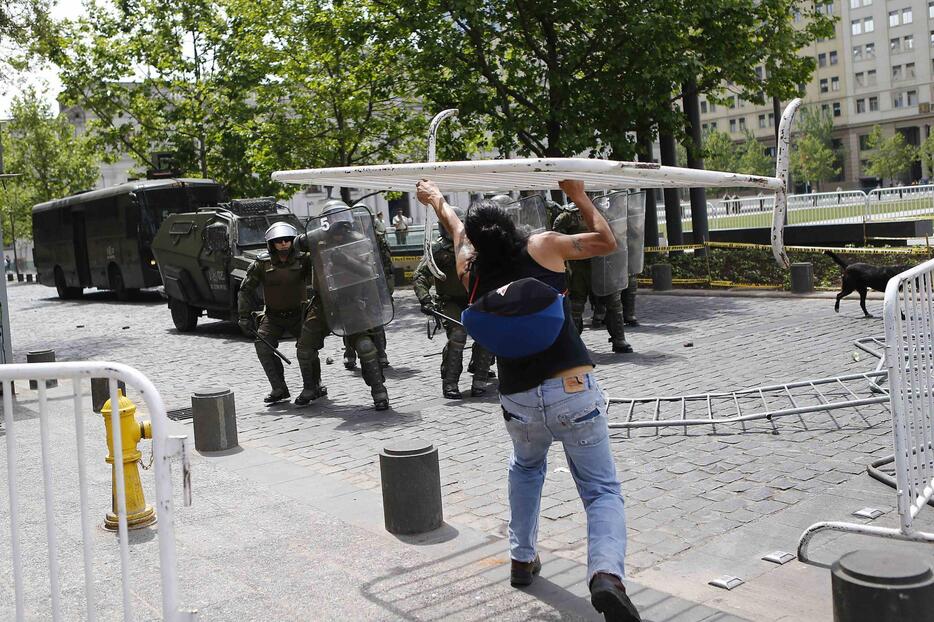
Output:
top-left (379, 439), bottom-right (443, 535)
top-left (790, 262), bottom-right (814, 294)
top-left (832, 549), bottom-right (934, 622)
top-left (651, 263), bottom-right (673, 291)
top-left (91, 378), bottom-right (128, 413)
top-left (16, 273), bottom-right (23, 282)
top-left (191, 388), bottom-right (238, 452)
top-left (26, 349), bottom-right (57, 389)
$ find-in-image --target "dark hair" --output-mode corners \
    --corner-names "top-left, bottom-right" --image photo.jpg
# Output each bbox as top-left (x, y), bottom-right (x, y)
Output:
top-left (464, 200), bottom-right (527, 277)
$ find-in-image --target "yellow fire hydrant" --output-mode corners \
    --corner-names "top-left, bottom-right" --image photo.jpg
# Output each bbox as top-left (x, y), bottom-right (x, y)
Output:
top-left (101, 390), bottom-right (156, 530)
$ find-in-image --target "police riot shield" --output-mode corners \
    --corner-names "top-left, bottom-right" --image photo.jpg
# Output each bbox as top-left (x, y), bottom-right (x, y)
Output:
top-left (627, 191), bottom-right (646, 275)
top-left (502, 195), bottom-right (548, 236)
top-left (305, 205), bottom-right (393, 337)
top-left (591, 192), bottom-right (629, 296)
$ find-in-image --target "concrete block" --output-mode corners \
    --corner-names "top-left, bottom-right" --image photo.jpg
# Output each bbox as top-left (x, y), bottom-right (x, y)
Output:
top-left (790, 262), bottom-right (814, 294)
top-left (192, 388), bottom-right (238, 452)
top-left (91, 378), bottom-right (127, 413)
top-left (652, 263), bottom-right (673, 291)
top-left (379, 439), bottom-right (442, 534)
top-left (26, 349), bottom-right (57, 389)
top-left (833, 549), bottom-right (934, 622)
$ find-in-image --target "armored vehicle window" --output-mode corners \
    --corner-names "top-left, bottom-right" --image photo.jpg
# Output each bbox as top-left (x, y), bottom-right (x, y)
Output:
top-left (236, 214), bottom-right (301, 247)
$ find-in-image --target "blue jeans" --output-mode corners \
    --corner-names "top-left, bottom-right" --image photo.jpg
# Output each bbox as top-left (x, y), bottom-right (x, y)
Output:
top-left (500, 373), bottom-right (627, 582)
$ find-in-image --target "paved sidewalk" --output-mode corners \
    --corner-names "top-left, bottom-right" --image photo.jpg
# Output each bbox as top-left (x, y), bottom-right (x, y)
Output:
top-left (4, 280), bottom-right (934, 620)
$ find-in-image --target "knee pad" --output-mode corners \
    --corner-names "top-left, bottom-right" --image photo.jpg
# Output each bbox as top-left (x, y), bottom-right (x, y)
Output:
top-left (355, 336), bottom-right (378, 360)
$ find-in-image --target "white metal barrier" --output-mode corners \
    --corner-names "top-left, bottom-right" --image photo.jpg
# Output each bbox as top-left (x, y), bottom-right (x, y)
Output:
top-left (1, 361), bottom-right (194, 621)
top-left (867, 184), bottom-right (934, 222)
top-left (798, 259), bottom-right (934, 563)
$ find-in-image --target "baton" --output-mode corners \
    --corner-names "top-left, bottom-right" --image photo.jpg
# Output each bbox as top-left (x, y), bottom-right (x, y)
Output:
top-left (251, 330), bottom-right (293, 365)
top-left (428, 308), bottom-right (464, 327)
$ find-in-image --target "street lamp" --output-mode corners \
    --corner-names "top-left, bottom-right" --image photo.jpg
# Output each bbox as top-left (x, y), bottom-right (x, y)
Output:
top-left (0, 173), bottom-right (22, 278)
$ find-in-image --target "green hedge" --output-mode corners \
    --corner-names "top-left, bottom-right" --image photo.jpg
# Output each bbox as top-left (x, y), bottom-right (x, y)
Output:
top-left (644, 246), bottom-right (934, 289)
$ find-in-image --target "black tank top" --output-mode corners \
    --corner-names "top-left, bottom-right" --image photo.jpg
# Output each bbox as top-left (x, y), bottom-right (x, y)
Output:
top-left (471, 245), bottom-right (593, 394)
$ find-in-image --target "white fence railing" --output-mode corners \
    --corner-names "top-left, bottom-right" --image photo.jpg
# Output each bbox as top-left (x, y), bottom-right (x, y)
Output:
top-left (1, 362), bottom-right (194, 621)
top-left (797, 259), bottom-right (934, 563)
top-left (663, 183), bottom-right (934, 232)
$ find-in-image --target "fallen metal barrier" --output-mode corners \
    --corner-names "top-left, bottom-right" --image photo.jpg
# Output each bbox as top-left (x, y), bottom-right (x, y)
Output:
top-left (1, 361), bottom-right (195, 621)
top-left (798, 258), bottom-right (934, 563)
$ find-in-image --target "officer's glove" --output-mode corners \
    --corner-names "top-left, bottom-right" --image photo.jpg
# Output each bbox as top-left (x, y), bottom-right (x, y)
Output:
top-left (419, 299), bottom-right (436, 316)
top-left (238, 317), bottom-right (254, 336)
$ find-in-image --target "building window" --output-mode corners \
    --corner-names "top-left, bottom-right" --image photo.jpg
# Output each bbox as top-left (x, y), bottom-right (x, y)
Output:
top-left (869, 96), bottom-right (879, 111)
top-left (821, 103), bottom-right (830, 115)
top-left (865, 17), bottom-right (874, 32)
top-left (904, 8), bottom-right (913, 24)
top-left (820, 78), bottom-right (829, 93)
top-left (890, 10), bottom-right (900, 27)
top-left (855, 71), bottom-right (865, 86)
top-left (857, 99), bottom-right (866, 113)
top-left (893, 65), bottom-right (903, 81)
top-left (768, 112), bottom-right (775, 125)
top-left (710, 102), bottom-right (717, 113)
top-left (729, 118), bottom-right (737, 133)
top-left (702, 123), bottom-right (708, 132)
top-left (930, 0), bottom-right (934, 18)
top-left (865, 42), bottom-right (875, 57)
top-left (862, 0), bottom-right (871, 5)
top-left (701, 101), bottom-right (708, 114)
top-left (891, 37), bottom-right (901, 52)
top-left (859, 134), bottom-right (871, 150)
top-left (829, 51), bottom-right (838, 65)
top-left (867, 69), bottom-right (877, 85)
top-left (904, 35), bottom-right (914, 49)
top-left (833, 102), bottom-right (841, 117)
top-left (894, 92), bottom-right (905, 108)
top-left (906, 62), bottom-right (916, 79)
top-left (850, 0), bottom-right (859, 7)
top-left (931, 30), bottom-right (934, 46)
top-left (739, 117), bottom-right (747, 131)
top-left (852, 19), bottom-right (862, 35)
top-left (831, 76), bottom-right (840, 91)
top-left (710, 121), bottom-right (717, 130)
top-left (908, 90), bottom-right (918, 106)
top-left (755, 66), bottom-right (764, 80)
top-left (853, 45), bottom-right (862, 60)
top-left (818, 53), bottom-right (827, 68)
top-left (758, 114), bottom-right (766, 129)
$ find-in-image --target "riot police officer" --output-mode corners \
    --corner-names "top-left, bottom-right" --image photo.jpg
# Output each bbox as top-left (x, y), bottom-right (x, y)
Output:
top-left (238, 222), bottom-right (328, 405)
top-left (295, 200), bottom-right (393, 410)
top-left (413, 207), bottom-right (493, 398)
top-left (553, 205), bottom-right (632, 353)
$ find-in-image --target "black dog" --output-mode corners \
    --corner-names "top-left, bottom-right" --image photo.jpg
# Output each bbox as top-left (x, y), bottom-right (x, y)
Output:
top-left (825, 250), bottom-right (911, 318)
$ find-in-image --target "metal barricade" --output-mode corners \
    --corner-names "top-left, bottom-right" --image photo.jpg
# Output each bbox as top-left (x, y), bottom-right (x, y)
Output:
top-left (866, 184), bottom-right (934, 222)
top-left (1, 361), bottom-right (194, 621)
top-left (798, 259), bottom-right (934, 563)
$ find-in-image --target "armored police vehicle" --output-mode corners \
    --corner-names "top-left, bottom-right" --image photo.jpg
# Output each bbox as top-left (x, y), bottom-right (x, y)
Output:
top-left (151, 197), bottom-right (303, 331)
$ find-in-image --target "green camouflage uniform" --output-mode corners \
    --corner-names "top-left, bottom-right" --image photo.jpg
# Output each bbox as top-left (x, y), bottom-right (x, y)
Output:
top-left (238, 248), bottom-right (328, 401)
top-left (413, 236), bottom-right (493, 398)
top-left (552, 208), bottom-right (631, 353)
top-left (342, 225), bottom-right (394, 370)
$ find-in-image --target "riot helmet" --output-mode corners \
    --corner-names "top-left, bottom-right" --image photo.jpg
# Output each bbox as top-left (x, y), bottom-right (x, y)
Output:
top-left (489, 194), bottom-right (513, 207)
top-left (438, 206), bottom-right (466, 241)
top-left (319, 199), bottom-right (355, 240)
top-left (265, 221), bottom-right (299, 255)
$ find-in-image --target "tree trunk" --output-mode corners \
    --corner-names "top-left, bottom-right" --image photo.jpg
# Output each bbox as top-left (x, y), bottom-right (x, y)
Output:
top-left (682, 78), bottom-right (708, 255)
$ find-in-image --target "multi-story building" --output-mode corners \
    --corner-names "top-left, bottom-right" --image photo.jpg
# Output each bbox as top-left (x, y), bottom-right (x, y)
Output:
top-left (699, 0), bottom-right (934, 190)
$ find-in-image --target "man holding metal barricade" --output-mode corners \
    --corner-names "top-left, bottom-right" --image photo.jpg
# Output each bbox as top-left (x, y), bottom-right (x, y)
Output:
top-left (237, 222), bottom-right (329, 405)
top-left (295, 200), bottom-right (394, 410)
top-left (413, 206), bottom-right (493, 399)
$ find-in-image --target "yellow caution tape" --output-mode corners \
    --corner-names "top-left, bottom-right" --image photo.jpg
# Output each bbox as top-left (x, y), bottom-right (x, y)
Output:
top-left (645, 244), bottom-right (705, 252)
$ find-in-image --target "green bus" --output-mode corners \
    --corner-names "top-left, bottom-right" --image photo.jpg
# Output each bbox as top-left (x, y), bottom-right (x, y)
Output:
top-left (32, 178), bottom-right (228, 299)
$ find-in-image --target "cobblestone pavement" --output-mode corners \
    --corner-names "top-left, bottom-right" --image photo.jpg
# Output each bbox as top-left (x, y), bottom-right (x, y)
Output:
top-left (8, 281), bottom-right (915, 617)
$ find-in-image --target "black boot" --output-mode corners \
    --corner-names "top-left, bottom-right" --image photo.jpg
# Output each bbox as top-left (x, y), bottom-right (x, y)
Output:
top-left (441, 343), bottom-right (464, 399)
top-left (359, 337), bottom-right (389, 410)
top-left (622, 279), bottom-right (639, 326)
top-left (295, 353), bottom-right (327, 405)
top-left (374, 327), bottom-right (390, 368)
top-left (342, 337), bottom-right (357, 370)
top-left (469, 343), bottom-right (493, 397)
top-left (256, 341), bottom-right (289, 403)
top-left (606, 307), bottom-right (633, 354)
top-left (591, 302), bottom-right (606, 329)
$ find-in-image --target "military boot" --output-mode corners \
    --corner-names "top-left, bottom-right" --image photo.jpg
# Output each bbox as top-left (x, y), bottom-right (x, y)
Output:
top-left (606, 307), bottom-right (633, 354)
top-left (256, 341), bottom-right (289, 403)
top-left (591, 302), bottom-right (606, 329)
top-left (622, 279), bottom-right (639, 326)
top-left (469, 344), bottom-right (494, 397)
top-left (358, 337), bottom-right (389, 410)
top-left (441, 343), bottom-right (464, 399)
top-left (374, 327), bottom-right (390, 368)
top-left (295, 353), bottom-right (327, 405)
top-left (342, 337), bottom-right (357, 370)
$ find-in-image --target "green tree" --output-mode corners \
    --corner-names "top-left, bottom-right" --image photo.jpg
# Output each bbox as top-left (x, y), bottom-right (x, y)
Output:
top-left (703, 131), bottom-right (738, 173)
top-left (735, 132), bottom-right (774, 177)
top-left (0, 87), bottom-right (101, 242)
top-left (789, 108), bottom-right (840, 191)
top-left (865, 126), bottom-right (918, 187)
top-left (918, 131), bottom-right (934, 178)
top-left (0, 0), bottom-right (53, 80)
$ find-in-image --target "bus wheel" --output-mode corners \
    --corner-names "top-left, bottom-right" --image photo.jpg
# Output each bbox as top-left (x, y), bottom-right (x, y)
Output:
top-left (169, 299), bottom-right (200, 332)
top-left (109, 266), bottom-right (137, 301)
top-left (54, 267), bottom-right (82, 299)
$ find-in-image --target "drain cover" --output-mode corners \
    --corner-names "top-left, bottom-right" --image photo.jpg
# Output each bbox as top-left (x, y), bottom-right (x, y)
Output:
top-left (166, 407), bottom-right (193, 421)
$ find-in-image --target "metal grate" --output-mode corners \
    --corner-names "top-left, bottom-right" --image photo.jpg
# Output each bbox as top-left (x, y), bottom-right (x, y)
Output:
top-left (166, 407), bottom-right (193, 421)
